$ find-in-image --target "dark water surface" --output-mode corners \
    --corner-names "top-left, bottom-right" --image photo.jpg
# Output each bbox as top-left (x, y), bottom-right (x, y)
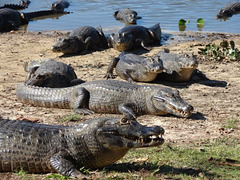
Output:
top-left (1, 0), bottom-right (240, 33)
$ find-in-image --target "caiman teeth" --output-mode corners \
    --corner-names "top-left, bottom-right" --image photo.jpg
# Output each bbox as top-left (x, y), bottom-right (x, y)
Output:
top-left (166, 104), bottom-right (192, 117)
top-left (123, 134), bottom-right (163, 144)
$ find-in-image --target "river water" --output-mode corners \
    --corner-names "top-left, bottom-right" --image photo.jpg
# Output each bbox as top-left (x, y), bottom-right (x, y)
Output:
top-left (1, 0), bottom-right (240, 33)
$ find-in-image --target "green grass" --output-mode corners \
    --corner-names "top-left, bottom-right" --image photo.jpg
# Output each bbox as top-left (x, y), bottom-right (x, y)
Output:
top-left (223, 118), bottom-right (239, 129)
top-left (98, 138), bottom-right (240, 180)
top-left (58, 114), bottom-right (83, 122)
top-left (15, 168), bottom-right (27, 177)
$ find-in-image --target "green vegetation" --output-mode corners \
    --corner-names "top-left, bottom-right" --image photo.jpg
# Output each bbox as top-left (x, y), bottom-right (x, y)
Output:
top-left (59, 114), bottom-right (82, 122)
top-left (178, 19), bottom-right (187, 26)
top-left (47, 174), bottom-right (69, 180)
top-left (197, 18), bottom-right (204, 29)
top-left (178, 19), bottom-right (188, 31)
top-left (223, 118), bottom-right (239, 129)
top-left (15, 168), bottom-right (27, 177)
top-left (199, 40), bottom-right (240, 61)
top-left (100, 138), bottom-right (240, 179)
top-left (178, 18), bottom-right (204, 31)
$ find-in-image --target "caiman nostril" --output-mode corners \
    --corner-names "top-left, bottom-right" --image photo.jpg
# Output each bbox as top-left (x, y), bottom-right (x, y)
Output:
top-left (153, 125), bottom-right (165, 134)
top-left (187, 105), bottom-right (194, 112)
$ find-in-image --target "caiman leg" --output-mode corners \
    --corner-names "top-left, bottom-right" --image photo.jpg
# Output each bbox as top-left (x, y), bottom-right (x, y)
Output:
top-left (50, 152), bottom-right (87, 179)
top-left (105, 57), bottom-right (120, 79)
top-left (84, 37), bottom-right (94, 50)
top-left (118, 102), bottom-right (137, 120)
top-left (121, 69), bottom-right (134, 83)
top-left (73, 87), bottom-right (94, 114)
top-left (136, 38), bottom-right (152, 51)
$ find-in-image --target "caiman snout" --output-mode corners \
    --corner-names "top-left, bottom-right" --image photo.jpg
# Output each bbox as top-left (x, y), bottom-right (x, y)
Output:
top-left (182, 104), bottom-right (194, 117)
top-left (152, 125), bottom-right (165, 135)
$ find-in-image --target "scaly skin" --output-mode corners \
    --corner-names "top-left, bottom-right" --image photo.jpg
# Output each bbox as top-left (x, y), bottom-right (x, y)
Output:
top-left (51, 26), bottom-right (109, 54)
top-left (157, 51), bottom-right (198, 82)
top-left (105, 53), bottom-right (163, 82)
top-left (108, 23), bottom-right (161, 51)
top-left (113, 8), bottom-right (141, 25)
top-left (24, 59), bottom-right (84, 88)
top-left (0, 116), bottom-right (164, 178)
top-left (216, 3), bottom-right (240, 19)
top-left (16, 80), bottom-right (194, 118)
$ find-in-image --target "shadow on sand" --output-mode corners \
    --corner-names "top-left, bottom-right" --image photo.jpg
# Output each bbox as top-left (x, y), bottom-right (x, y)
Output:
top-left (104, 162), bottom-right (216, 178)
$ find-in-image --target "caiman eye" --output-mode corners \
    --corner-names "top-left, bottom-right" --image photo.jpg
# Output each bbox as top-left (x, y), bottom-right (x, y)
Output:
top-left (147, 58), bottom-right (154, 62)
top-left (120, 117), bottom-right (130, 125)
top-left (166, 93), bottom-right (173, 98)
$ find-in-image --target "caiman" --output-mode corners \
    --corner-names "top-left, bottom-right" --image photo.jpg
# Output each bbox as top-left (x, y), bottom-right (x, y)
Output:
top-left (16, 80), bottom-right (194, 119)
top-left (51, 26), bottom-right (109, 54)
top-left (0, 116), bottom-right (164, 178)
top-left (113, 8), bottom-right (142, 25)
top-left (105, 52), bottom-right (163, 82)
top-left (108, 23), bottom-right (161, 51)
top-left (0, 0), bottom-right (30, 10)
top-left (157, 51), bottom-right (198, 82)
top-left (216, 3), bottom-right (240, 19)
top-left (51, 0), bottom-right (70, 11)
top-left (0, 8), bottom-right (69, 32)
top-left (24, 59), bottom-right (85, 88)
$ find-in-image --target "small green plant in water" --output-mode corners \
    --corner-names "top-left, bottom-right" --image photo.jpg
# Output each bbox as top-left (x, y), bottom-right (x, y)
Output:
top-left (199, 40), bottom-right (240, 61)
top-left (178, 19), bottom-right (190, 31)
top-left (197, 18), bottom-right (204, 29)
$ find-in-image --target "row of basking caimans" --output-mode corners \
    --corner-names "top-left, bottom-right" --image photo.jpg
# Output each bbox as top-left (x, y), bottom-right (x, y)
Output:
top-left (0, 3), bottom-right (232, 179)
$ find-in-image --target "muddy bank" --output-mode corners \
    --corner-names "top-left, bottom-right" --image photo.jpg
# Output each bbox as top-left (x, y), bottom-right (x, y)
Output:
top-left (0, 31), bottom-right (239, 146)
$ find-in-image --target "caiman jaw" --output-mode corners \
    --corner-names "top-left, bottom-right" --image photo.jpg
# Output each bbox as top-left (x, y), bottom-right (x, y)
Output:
top-left (165, 103), bottom-right (193, 118)
top-left (123, 133), bottom-right (164, 147)
top-left (154, 96), bottom-right (193, 118)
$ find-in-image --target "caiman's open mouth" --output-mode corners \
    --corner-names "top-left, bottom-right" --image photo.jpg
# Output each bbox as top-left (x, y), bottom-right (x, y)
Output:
top-left (122, 133), bottom-right (164, 146)
top-left (124, 134), bottom-right (163, 143)
top-left (165, 103), bottom-right (193, 118)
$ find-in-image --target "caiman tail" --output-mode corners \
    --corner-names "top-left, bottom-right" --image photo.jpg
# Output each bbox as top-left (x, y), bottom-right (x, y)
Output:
top-left (23, 10), bottom-right (69, 22)
top-left (16, 83), bottom-right (75, 109)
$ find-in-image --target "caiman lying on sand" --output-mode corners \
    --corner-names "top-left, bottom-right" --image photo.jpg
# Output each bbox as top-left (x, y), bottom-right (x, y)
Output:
top-left (16, 80), bottom-right (193, 119)
top-left (0, 116), bottom-right (164, 178)
top-left (24, 59), bottom-right (85, 88)
top-left (156, 51), bottom-right (198, 82)
top-left (105, 52), bottom-right (163, 82)
top-left (0, 8), bottom-right (69, 32)
top-left (216, 3), bottom-right (240, 19)
top-left (108, 23), bottom-right (161, 51)
top-left (51, 26), bottom-right (108, 54)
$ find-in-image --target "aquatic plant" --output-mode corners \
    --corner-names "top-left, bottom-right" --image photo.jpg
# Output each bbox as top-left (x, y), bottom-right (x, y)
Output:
top-left (197, 18), bottom-right (204, 29)
top-left (198, 40), bottom-right (240, 61)
top-left (178, 19), bottom-right (187, 31)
